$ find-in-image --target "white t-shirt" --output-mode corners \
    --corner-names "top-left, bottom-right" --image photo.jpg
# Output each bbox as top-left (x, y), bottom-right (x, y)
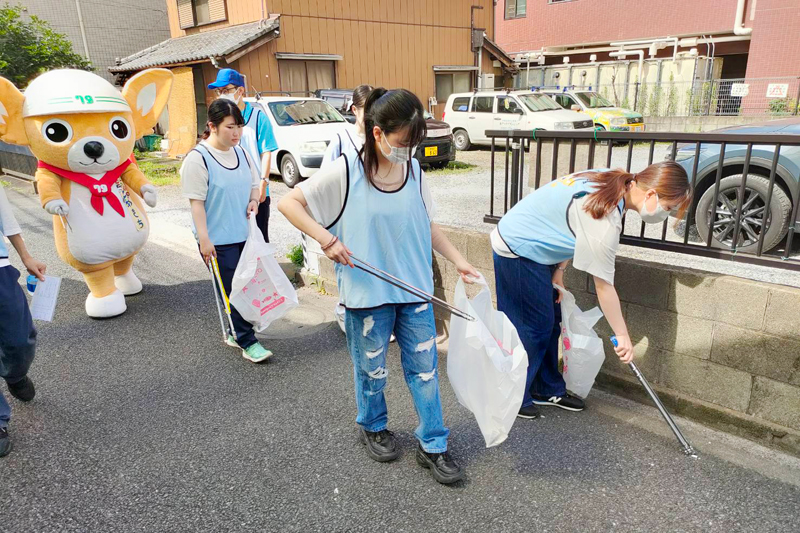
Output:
top-left (0, 184), bottom-right (22, 268)
top-left (491, 195), bottom-right (621, 285)
top-left (298, 157), bottom-right (437, 228)
top-left (180, 141), bottom-right (260, 201)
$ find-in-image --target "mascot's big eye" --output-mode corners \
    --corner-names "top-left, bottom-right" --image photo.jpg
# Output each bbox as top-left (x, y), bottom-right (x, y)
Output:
top-left (41, 119), bottom-right (73, 144)
top-left (109, 117), bottom-right (131, 140)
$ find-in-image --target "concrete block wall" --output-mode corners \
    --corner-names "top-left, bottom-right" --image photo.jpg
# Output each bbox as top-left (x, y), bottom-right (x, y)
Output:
top-left (311, 225), bottom-right (800, 457)
top-left (643, 116), bottom-right (769, 133)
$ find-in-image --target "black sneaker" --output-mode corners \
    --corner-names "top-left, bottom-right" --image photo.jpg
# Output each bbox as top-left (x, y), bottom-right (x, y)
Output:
top-left (358, 428), bottom-right (401, 463)
top-left (415, 445), bottom-right (465, 485)
top-left (0, 427), bottom-right (11, 458)
top-left (517, 404), bottom-right (541, 419)
top-left (7, 377), bottom-right (35, 402)
top-left (532, 393), bottom-right (585, 412)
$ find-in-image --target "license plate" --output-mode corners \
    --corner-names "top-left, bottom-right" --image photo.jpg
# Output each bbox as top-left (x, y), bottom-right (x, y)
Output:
top-left (425, 146), bottom-right (438, 157)
top-left (632, 125), bottom-right (643, 132)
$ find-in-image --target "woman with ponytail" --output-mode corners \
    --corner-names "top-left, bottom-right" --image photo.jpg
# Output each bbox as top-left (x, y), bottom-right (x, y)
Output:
top-left (279, 88), bottom-right (478, 485)
top-left (492, 162), bottom-right (692, 418)
top-left (180, 99), bottom-right (273, 364)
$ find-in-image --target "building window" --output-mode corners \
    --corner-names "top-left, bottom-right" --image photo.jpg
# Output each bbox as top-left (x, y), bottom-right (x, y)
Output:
top-left (505, 0), bottom-right (526, 19)
top-left (435, 72), bottom-right (471, 104)
top-left (177, 0), bottom-right (227, 29)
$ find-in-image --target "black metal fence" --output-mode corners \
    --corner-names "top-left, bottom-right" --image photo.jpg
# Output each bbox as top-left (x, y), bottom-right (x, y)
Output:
top-left (484, 129), bottom-right (800, 271)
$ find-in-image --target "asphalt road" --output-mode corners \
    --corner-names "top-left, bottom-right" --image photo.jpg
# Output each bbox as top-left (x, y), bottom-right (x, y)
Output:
top-left (1, 180), bottom-right (799, 532)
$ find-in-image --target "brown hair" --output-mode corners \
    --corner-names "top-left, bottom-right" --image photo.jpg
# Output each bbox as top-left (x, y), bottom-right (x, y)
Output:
top-left (581, 161), bottom-right (693, 220)
top-left (351, 84), bottom-right (373, 111)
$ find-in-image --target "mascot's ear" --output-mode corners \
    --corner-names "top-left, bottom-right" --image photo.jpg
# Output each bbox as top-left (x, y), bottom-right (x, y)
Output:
top-left (0, 77), bottom-right (29, 146)
top-left (122, 68), bottom-right (174, 138)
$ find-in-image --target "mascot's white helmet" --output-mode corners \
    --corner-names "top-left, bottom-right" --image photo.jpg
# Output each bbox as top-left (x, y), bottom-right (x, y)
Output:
top-left (23, 69), bottom-right (131, 117)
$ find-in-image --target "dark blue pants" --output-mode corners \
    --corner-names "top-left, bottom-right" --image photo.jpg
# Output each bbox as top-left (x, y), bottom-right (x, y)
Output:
top-left (493, 253), bottom-right (566, 408)
top-left (0, 266), bottom-right (37, 429)
top-left (205, 242), bottom-right (258, 350)
top-left (255, 196), bottom-right (271, 243)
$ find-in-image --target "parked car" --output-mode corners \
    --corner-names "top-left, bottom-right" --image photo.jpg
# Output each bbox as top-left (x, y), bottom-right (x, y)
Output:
top-left (670, 118), bottom-right (800, 253)
top-left (314, 88), bottom-right (356, 124)
top-left (443, 90), bottom-right (595, 150)
top-left (248, 96), bottom-right (350, 187)
top-left (315, 89), bottom-right (455, 169)
top-left (537, 87), bottom-right (645, 132)
top-left (415, 111), bottom-right (456, 169)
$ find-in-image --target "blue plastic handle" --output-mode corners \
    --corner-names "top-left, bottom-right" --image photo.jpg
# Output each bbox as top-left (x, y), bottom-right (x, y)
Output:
top-left (610, 336), bottom-right (618, 347)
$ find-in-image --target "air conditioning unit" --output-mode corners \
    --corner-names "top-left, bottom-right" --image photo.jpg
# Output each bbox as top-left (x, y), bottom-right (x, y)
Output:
top-left (480, 73), bottom-right (495, 88)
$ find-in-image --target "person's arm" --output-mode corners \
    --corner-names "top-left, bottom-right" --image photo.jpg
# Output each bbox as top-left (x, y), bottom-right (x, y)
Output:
top-left (190, 199), bottom-right (216, 265)
top-left (244, 151), bottom-right (260, 216)
top-left (594, 276), bottom-right (633, 363)
top-left (7, 234), bottom-right (46, 281)
top-left (277, 187), bottom-right (353, 267)
top-left (430, 223), bottom-right (478, 283)
top-left (258, 151), bottom-right (272, 203)
top-left (552, 259), bottom-right (570, 302)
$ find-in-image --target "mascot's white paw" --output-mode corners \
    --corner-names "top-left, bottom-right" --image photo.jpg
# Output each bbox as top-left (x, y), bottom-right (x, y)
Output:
top-left (140, 184), bottom-right (157, 208)
top-left (115, 269), bottom-right (143, 295)
top-left (85, 290), bottom-right (127, 318)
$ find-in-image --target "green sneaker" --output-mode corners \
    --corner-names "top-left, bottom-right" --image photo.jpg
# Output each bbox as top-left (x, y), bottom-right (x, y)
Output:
top-left (225, 335), bottom-right (238, 347)
top-left (242, 342), bottom-right (272, 363)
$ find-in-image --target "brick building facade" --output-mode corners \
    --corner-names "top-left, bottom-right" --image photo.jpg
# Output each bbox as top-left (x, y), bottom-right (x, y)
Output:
top-left (495, 0), bottom-right (800, 81)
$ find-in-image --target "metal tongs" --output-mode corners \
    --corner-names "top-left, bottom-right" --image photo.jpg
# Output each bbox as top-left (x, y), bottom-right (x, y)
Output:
top-left (351, 256), bottom-right (476, 322)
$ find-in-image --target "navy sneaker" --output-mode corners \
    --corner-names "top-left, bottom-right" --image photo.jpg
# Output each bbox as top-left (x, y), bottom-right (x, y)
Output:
top-left (517, 404), bottom-right (541, 419)
top-left (532, 393), bottom-right (585, 412)
top-left (0, 427), bottom-right (11, 458)
top-left (8, 376), bottom-right (35, 402)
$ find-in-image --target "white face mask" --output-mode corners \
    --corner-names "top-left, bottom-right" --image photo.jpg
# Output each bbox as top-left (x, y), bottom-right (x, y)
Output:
top-left (640, 192), bottom-right (671, 224)
top-left (379, 132), bottom-right (411, 164)
top-left (220, 93), bottom-right (242, 105)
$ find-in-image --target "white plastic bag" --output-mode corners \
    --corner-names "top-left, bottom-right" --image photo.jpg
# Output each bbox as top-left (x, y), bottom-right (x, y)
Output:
top-left (554, 283), bottom-right (605, 399)
top-left (448, 275), bottom-right (528, 448)
top-left (230, 216), bottom-right (299, 331)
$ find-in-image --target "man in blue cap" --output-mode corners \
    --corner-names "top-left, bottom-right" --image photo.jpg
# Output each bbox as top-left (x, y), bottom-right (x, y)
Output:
top-left (208, 69), bottom-right (278, 242)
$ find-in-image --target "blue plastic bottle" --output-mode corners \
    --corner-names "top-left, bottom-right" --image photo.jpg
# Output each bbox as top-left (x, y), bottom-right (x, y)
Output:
top-left (26, 274), bottom-right (37, 295)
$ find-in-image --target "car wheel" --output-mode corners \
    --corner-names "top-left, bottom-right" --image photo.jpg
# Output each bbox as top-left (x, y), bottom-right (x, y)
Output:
top-left (280, 154), bottom-right (301, 188)
top-left (429, 161), bottom-right (449, 170)
top-left (453, 129), bottom-right (471, 151)
top-left (695, 174), bottom-right (792, 253)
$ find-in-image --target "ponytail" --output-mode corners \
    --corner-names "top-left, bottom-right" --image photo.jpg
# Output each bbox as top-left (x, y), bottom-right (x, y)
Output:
top-left (361, 88), bottom-right (427, 187)
top-left (581, 161), bottom-right (692, 220)
top-left (581, 170), bottom-right (635, 219)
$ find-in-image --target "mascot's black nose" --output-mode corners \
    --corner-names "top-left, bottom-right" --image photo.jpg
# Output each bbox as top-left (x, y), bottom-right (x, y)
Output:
top-left (83, 141), bottom-right (105, 159)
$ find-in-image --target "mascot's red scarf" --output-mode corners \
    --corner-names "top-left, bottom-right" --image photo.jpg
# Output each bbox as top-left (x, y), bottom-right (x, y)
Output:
top-left (38, 156), bottom-right (135, 217)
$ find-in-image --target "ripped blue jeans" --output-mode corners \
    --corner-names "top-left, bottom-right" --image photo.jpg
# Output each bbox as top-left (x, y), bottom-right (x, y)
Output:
top-left (345, 303), bottom-right (449, 453)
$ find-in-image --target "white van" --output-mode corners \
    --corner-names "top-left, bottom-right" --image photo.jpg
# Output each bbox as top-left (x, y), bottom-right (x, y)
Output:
top-left (247, 96), bottom-right (350, 187)
top-left (442, 90), bottom-right (595, 150)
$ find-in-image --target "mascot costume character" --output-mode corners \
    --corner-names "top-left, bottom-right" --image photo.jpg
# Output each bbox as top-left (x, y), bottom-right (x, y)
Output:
top-left (0, 69), bottom-right (173, 318)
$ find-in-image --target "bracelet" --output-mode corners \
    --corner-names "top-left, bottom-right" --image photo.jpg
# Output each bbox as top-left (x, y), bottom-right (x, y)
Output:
top-left (321, 235), bottom-right (338, 251)
top-left (557, 266), bottom-right (567, 271)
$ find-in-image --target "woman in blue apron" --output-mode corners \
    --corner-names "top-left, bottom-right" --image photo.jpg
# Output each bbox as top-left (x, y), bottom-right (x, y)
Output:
top-left (492, 162), bottom-right (692, 419)
top-left (322, 84), bottom-right (373, 168)
top-left (279, 89), bottom-right (478, 485)
top-left (180, 99), bottom-right (272, 364)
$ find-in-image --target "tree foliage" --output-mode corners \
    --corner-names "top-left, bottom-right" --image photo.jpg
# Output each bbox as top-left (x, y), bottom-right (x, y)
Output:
top-left (0, 3), bottom-right (92, 88)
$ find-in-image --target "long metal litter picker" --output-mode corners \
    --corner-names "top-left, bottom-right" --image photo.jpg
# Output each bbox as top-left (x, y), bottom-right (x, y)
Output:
top-left (350, 256), bottom-right (476, 322)
top-left (612, 336), bottom-right (697, 457)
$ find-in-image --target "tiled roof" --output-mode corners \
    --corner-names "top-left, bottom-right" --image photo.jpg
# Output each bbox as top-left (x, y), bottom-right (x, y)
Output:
top-left (110, 17), bottom-right (279, 73)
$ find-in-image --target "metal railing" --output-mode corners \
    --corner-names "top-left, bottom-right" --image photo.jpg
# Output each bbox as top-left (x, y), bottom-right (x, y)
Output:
top-left (484, 129), bottom-right (800, 271)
